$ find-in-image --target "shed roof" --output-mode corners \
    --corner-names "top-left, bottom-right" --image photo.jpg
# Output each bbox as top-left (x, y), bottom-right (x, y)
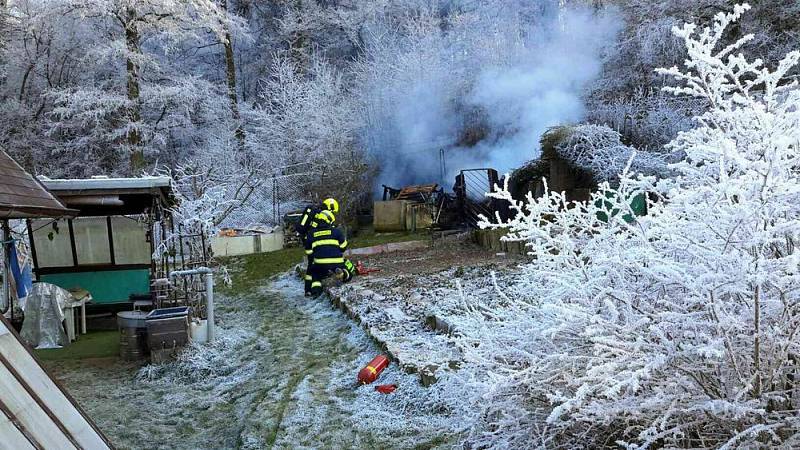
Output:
top-left (41, 176), bottom-right (172, 192)
top-left (40, 175), bottom-right (175, 216)
top-left (0, 149), bottom-right (75, 219)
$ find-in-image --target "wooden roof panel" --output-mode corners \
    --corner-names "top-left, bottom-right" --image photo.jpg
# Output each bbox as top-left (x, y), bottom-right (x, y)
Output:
top-left (0, 149), bottom-right (75, 219)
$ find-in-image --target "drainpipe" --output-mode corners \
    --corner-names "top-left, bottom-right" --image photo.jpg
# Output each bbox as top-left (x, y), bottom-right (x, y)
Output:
top-left (168, 267), bottom-right (214, 343)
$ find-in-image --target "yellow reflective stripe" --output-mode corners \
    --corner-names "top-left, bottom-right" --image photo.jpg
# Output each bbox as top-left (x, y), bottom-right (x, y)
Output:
top-left (300, 214), bottom-right (308, 226)
top-left (312, 239), bottom-right (340, 248)
top-left (339, 240), bottom-right (348, 249)
top-left (310, 221), bottom-right (318, 228)
top-left (304, 275), bottom-right (312, 281)
top-left (314, 257), bottom-right (344, 264)
top-left (311, 282), bottom-right (322, 287)
top-left (313, 230), bottom-right (332, 237)
top-left (304, 249), bottom-right (313, 255)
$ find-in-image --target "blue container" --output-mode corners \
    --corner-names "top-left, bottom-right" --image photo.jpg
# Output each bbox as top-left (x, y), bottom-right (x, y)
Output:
top-left (146, 306), bottom-right (190, 320)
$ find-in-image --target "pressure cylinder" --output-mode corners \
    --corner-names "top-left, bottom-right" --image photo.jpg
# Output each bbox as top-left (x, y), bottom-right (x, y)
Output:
top-left (357, 355), bottom-right (390, 384)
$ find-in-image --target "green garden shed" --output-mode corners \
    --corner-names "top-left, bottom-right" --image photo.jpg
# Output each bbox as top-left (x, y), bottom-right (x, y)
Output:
top-left (26, 177), bottom-right (174, 306)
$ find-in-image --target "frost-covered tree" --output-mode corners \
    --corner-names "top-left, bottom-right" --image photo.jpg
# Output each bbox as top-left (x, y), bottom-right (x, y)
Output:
top-left (251, 52), bottom-right (372, 221)
top-left (459, 4), bottom-right (800, 448)
top-left (47, 0), bottom-right (238, 174)
top-left (589, 0), bottom-right (800, 149)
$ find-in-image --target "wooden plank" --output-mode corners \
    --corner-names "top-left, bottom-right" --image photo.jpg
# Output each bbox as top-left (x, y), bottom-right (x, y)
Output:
top-left (0, 361), bottom-right (76, 449)
top-left (0, 415), bottom-right (38, 449)
top-left (0, 320), bottom-right (112, 449)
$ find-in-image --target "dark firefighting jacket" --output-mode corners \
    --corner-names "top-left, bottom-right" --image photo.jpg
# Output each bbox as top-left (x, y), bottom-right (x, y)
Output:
top-left (304, 224), bottom-right (348, 266)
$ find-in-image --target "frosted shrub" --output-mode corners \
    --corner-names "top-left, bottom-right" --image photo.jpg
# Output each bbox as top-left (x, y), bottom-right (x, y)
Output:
top-left (461, 4), bottom-right (800, 448)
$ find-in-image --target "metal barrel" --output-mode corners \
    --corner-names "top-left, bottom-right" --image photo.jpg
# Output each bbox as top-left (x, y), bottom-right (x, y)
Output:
top-left (117, 311), bottom-right (149, 361)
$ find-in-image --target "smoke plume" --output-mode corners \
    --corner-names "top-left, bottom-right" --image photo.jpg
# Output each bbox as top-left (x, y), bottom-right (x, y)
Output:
top-left (357, 2), bottom-right (621, 191)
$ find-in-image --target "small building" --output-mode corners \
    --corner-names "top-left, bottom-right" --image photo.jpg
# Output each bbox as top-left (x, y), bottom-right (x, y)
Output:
top-left (26, 176), bottom-right (175, 307)
top-left (508, 126), bottom-right (596, 203)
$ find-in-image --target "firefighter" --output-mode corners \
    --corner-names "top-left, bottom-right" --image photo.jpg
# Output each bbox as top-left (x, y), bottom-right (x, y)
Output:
top-left (296, 197), bottom-right (339, 295)
top-left (295, 197), bottom-right (339, 237)
top-left (305, 210), bottom-right (349, 297)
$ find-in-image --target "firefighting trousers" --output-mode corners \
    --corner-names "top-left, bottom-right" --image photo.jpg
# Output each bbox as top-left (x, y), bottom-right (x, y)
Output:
top-left (308, 261), bottom-right (353, 296)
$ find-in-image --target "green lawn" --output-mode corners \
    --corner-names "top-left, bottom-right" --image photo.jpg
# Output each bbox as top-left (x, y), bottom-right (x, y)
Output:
top-left (35, 330), bottom-right (119, 361)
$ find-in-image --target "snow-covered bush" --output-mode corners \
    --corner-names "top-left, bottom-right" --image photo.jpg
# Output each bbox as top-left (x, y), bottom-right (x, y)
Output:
top-left (555, 124), bottom-right (672, 182)
top-left (460, 4), bottom-right (800, 448)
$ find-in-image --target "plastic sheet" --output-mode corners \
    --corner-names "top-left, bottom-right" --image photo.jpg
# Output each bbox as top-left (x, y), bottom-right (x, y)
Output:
top-left (8, 241), bottom-right (33, 311)
top-left (21, 283), bottom-right (68, 349)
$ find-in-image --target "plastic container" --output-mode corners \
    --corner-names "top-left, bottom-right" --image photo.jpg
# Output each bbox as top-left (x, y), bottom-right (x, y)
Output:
top-left (190, 319), bottom-right (208, 343)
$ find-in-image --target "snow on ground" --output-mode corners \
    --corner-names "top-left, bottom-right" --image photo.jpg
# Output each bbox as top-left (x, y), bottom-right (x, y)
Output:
top-left (330, 236), bottom-right (524, 381)
top-left (50, 272), bottom-right (470, 449)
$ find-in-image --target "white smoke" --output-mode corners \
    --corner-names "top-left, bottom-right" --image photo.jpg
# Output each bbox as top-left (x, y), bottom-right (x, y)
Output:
top-left (357, 1), bottom-right (621, 191)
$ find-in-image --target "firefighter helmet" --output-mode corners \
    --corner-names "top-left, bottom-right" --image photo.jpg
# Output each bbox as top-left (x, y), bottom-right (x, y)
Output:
top-left (323, 198), bottom-right (339, 214)
top-left (315, 209), bottom-right (335, 224)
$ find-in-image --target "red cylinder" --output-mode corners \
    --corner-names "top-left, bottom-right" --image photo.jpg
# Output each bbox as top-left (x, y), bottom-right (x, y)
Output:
top-left (357, 355), bottom-right (390, 384)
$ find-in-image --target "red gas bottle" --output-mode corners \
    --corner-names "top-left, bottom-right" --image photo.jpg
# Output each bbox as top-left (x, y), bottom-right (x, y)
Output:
top-left (358, 355), bottom-right (390, 384)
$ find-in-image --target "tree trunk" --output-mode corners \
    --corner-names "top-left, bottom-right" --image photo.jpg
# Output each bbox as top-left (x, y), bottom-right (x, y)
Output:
top-left (125, 8), bottom-right (145, 175)
top-left (220, 0), bottom-right (245, 150)
top-left (0, 0), bottom-right (7, 74)
top-left (288, 0), bottom-right (308, 72)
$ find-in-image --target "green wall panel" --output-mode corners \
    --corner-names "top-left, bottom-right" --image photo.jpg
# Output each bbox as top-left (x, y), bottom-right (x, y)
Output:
top-left (40, 269), bottom-right (150, 304)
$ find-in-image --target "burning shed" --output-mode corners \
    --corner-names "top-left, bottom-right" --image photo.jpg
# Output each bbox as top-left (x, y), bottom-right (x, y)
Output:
top-left (375, 183), bottom-right (445, 232)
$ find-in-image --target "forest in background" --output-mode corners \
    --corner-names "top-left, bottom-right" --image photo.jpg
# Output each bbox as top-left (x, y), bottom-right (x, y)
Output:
top-left (0, 0), bottom-right (798, 224)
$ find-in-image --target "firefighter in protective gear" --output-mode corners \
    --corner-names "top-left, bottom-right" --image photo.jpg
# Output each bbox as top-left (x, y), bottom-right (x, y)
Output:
top-left (305, 210), bottom-right (349, 297)
top-left (295, 197), bottom-right (339, 237)
top-left (296, 197), bottom-right (339, 295)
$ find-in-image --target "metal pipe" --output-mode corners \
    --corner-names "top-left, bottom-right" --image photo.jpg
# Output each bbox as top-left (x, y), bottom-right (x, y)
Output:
top-left (168, 267), bottom-right (214, 343)
top-left (64, 195), bottom-right (124, 206)
top-left (1, 220), bottom-right (10, 314)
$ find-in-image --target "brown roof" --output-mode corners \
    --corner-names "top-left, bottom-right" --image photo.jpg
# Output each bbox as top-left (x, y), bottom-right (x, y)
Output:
top-left (395, 183), bottom-right (439, 202)
top-left (0, 149), bottom-right (75, 219)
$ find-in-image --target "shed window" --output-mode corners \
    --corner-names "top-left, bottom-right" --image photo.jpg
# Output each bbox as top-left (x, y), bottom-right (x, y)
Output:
top-left (112, 216), bottom-right (150, 264)
top-left (73, 217), bottom-right (111, 265)
top-left (31, 219), bottom-right (73, 268)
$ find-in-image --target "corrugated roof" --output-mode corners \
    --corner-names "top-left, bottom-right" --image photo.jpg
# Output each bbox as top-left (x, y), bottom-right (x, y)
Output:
top-left (0, 149), bottom-right (75, 219)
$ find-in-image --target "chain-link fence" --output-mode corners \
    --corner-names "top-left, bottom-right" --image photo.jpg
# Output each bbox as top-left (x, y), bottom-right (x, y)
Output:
top-left (219, 163), bottom-right (323, 229)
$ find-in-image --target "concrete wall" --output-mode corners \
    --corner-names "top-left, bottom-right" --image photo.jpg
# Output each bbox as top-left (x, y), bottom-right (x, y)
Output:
top-left (211, 231), bottom-right (284, 257)
top-left (374, 200), bottom-right (409, 232)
